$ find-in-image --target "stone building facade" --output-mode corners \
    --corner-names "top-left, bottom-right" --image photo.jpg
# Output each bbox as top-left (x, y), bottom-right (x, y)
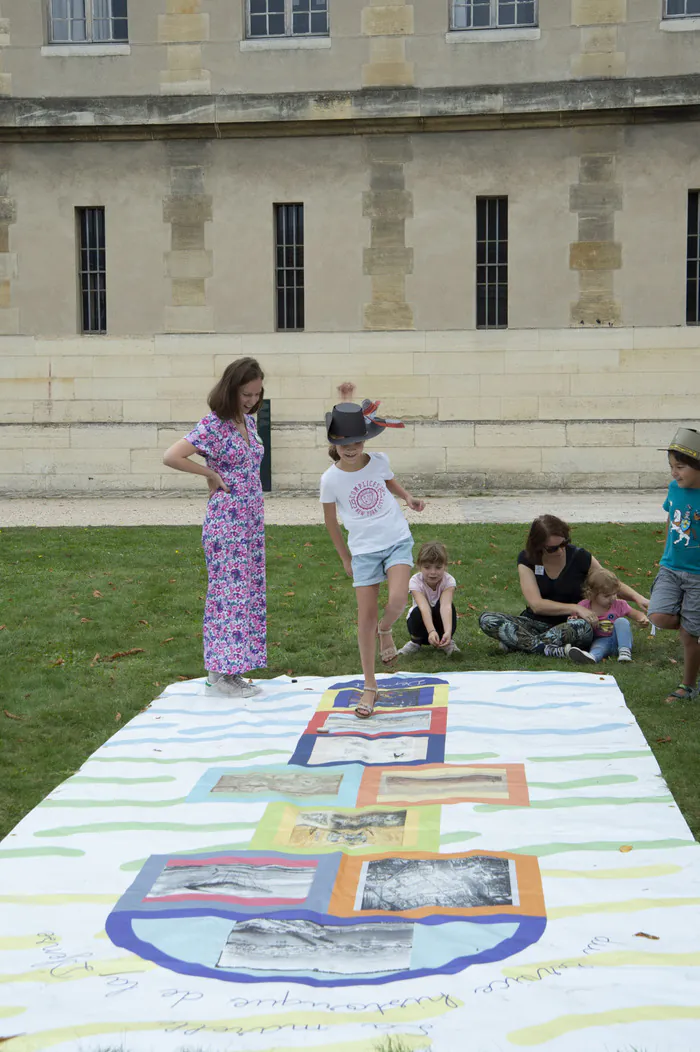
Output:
top-left (0, 0), bottom-right (699, 495)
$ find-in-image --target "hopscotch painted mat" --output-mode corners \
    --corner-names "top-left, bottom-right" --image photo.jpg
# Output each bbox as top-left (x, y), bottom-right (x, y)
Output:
top-left (1, 671), bottom-right (700, 1052)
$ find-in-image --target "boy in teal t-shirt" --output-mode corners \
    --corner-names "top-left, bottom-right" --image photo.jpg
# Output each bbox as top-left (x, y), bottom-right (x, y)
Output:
top-left (648, 427), bottom-right (700, 703)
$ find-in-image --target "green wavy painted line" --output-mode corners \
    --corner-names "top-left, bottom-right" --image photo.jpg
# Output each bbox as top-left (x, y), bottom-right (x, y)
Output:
top-left (88, 750), bottom-right (288, 765)
top-left (34, 821), bottom-right (259, 838)
top-left (439, 832), bottom-right (482, 844)
top-left (69, 776), bottom-right (177, 785)
top-left (475, 795), bottom-right (673, 813)
top-left (510, 839), bottom-right (695, 858)
top-left (40, 798), bottom-right (189, 809)
top-left (526, 750), bottom-right (651, 763)
top-left (0, 847), bottom-right (85, 859)
top-left (527, 775), bottom-right (638, 789)
top-left (121, 842), bottom-right (252, 871)
top-left (444, 753), bottom-right (500, 761)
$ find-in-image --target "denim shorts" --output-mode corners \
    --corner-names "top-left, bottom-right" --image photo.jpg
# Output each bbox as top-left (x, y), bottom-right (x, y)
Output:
top-left (351, 537), bottom-right (414, 589)
top-left (648, 566), bottom-right (700, 636)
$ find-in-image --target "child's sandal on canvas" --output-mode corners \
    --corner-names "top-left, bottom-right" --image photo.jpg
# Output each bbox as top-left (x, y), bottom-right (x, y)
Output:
top-left (377, 626), bottom-right (398, 664)
top-left (663, 684), bottom-right (697, 705)
top-left (355, 687), bottom-right (379, 719)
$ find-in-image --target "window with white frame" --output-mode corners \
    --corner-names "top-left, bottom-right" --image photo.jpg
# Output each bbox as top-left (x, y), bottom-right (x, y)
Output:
top-left (664, 0), bottom-right (700, 16)
top-left (246, 0), bottom-right (329, 39)
top-left (451, 0), bottom-right (537, 30)
top-left (48, 0), bottom-right (128, 44)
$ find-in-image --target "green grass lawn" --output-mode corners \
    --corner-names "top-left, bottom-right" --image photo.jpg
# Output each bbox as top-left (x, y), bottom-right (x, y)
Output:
top-left (0, 522), bottom-right (698, 840)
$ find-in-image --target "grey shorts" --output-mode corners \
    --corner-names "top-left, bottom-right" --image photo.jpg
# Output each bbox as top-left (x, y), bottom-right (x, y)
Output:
top-left (648, 566), bottom-right (700, 636)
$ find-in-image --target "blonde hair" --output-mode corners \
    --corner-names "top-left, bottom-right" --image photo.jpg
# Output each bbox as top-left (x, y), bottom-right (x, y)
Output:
top-left (417, 541), bottom-right (448, 568)
top-left (584, 567), bottom-right (620, 601)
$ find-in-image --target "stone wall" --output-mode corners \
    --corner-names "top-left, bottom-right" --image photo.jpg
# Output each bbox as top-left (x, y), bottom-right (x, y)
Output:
top-left (0, 327), bottom-right (695, 495)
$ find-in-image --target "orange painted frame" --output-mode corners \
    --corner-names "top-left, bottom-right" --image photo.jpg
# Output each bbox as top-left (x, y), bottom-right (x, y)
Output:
top-left (329, 850), bottom-right (545, 920)
top-left (357, 763), bottom-right (530, 808)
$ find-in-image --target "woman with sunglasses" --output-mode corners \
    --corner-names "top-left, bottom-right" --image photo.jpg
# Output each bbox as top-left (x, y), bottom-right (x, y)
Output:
top-left (479, 514), bottom-right (649, 657)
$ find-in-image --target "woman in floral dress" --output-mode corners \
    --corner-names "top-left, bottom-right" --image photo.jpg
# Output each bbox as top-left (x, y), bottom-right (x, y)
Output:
top-left (163, 357), bottom-right (267, 699)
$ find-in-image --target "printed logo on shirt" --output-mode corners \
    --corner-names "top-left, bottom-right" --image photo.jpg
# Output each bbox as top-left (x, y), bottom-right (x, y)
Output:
top-left (348, 479), bottom-right (385, 517)
top-left (670, 505), bottom-right (700, 549)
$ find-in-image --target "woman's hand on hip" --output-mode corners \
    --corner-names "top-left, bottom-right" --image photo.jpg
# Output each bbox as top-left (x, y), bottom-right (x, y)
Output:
top-left (207, 471), bottom-right (230, 495)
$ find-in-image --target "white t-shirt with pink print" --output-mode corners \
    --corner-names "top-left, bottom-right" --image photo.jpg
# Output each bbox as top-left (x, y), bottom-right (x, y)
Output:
top-left (407, 571), bottom-right (457, 615)
top-left (319, 451), bottom-right (411, 556)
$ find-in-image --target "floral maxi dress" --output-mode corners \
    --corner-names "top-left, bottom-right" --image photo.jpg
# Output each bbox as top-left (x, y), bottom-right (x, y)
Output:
top-left (185, 411), bottom-right (267, 676)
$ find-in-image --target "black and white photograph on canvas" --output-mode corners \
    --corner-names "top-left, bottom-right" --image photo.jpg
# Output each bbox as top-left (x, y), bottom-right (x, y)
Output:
top-left (216, 917), bottom-right (414, 974)
top-left (147, 860), bottom-right (316, 901)
top-left (355, 856), bottom-right (518, 912)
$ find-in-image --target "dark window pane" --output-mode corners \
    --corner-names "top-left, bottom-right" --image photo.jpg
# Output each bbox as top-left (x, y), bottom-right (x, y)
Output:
top-left (665, 0), bottom-right (685, 13)
top-left (275, 204), bottom-right (305, 331)
top-left (250, 0), bottom-right (266, 11)
top-left (310, 11), bottom-right (328, 32)
top-left (688, 192), bottom-right (700, 324)
top-left (268, 11), bottom-right (285, 34)
top-left (499, 1), bottom-right (516, 26)
top-left (476, 197), bottom-right (508, 329)
top-left (517, 0), bottom-right (536, 24)
top-left (473, 0), bottom-right (492, 27)
top-left (77, 206), bottom-right (107, 334)
top-left (270, 0), bottom-right (285, 11)
top-left (249, 12), bottom-right (268, 35)
top-left (293, 11), bottom-right (310, 33)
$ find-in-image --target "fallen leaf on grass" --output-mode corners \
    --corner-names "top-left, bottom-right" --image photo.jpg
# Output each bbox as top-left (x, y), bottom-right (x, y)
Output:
top-left (168, 579), bottom-right (176, 584)
top-left (0, 625), bottom-right (6, 631)
top-left (271, 641), bottom-right (281, 647)
top-left (90, 653), bottom-right (101, 666)
top-left (619, 845), bottom-right (633, 853)
top-left (80, 618), bottom-right (92, 624)
top-left (50, 658), bottom-right (65, 667)
top-left (161, 638), bottom-right (174, 645)
top-left (138, 620), bottom-right (150, 626)
top-left (177, 675), bottom-right (190, 681)
top-left (107, 649), bottom-right (145, 661)
top-left (304, 542), bottom-right (313, 548)
top-left (115, 713), bottom-right (122, 723)
top-left (468, 604), bottom-right (477, 611)
top-left (92, 590), bottom-right (103, 598)
top-left (284, 591), bottom-right (295, 597)
top-left (3, 710), bottom-right (25, 721)
top-left (634, 932), bottom-right (660, 940)
top-left (656, 736), bottom-right (672, 744)
top-left (668, 658), bottom-right (678, 665)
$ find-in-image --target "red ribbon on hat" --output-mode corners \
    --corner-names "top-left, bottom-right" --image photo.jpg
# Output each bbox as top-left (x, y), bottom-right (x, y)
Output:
top-left (363, 399), bottom-right (405, 430)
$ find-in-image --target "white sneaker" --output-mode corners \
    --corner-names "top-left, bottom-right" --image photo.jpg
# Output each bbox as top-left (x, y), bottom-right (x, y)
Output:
top-left (443, 641), bottom-right (461, 656)
top-left (617, 648), bottom-right (632, 663)
top-left (397, 641), bottom-right (421, 656)
top-left (568, 646), bottom-right (597, 665)
top-left (205, 675), bottom-right (259, 699)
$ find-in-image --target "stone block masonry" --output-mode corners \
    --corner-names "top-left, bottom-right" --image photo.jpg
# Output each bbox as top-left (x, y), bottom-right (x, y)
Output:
top-left (158, 0), bottom-right (211, 95)
top-left (0, 328), bottom-right (697, 496)
top-left (363, 137), bottom-right (414, 331)
top-left (163, 142), bottom-right (214, 334)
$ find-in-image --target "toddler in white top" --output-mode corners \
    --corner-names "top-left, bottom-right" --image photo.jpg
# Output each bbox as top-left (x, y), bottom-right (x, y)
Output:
top-left (321, 385), bottom-right (425, 719)
top-left (399, 542), bottom-right (460, 657)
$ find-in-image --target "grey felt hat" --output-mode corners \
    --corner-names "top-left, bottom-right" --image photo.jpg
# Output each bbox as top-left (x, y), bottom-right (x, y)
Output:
top-left (665, 427), bottom-right (700, 459)
top-left (325, 399), bottom-right (403, 446)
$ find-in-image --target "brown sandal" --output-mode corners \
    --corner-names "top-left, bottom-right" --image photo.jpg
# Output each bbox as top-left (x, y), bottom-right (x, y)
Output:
top-left (355, 687), bottom-right (379, 719)
top-left (377, 626), bottom-right (397, 664)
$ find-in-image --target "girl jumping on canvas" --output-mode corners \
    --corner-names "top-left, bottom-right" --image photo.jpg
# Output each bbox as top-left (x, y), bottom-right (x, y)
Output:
top-left (320, 384), bottom-right (425, 719)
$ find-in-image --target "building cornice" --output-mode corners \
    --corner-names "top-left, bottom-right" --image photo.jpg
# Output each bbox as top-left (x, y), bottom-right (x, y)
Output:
top-left (1, 75), bottom-right (700, 140)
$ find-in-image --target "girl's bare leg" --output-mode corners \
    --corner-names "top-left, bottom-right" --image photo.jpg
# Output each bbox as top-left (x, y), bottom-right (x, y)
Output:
top-left (356, 584), bottom-right (380, 714)
top-left (378, 563), bottom-right (412, 660)
top-left (680, 626), bottom-right (700, 689)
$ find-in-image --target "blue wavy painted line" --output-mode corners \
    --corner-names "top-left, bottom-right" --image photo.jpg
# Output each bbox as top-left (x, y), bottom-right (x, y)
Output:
top-left (176, 722), bottom-right (304, 736)
top-left (104, 732), bottom-right (295, 747)
top-left (121, 723), bottom-right (178, 731)
top-left (445, 722), bottom-right (629, 736)
top-left (496, 680), bottom-right (607, 693)
top-left (447, 701), bottom-right (590, 711)
top-left (154, 705), bottom-right (312, 717)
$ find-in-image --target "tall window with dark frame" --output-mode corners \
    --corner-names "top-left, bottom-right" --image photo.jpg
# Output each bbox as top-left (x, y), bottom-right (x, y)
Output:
top-left (688, 192), bottom-right (700, 326)
top-left (49, 0), bottom-right (129, 43)
top-left (77, 207), bottom-right (107, 334)
top-left (664, 0), bottom-right (700, 18)
top-left (451, 0), bottom-right (537, 30)
top-left (275, 204), bottom-right (304, 332)
top-left (476, 197), bottom-right (508, 329)
top-left (247, 0), bottom-right (329, 38)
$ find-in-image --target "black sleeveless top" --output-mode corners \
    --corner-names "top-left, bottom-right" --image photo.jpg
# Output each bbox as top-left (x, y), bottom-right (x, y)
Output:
top-left (516, 545), bottom-right (592, 626)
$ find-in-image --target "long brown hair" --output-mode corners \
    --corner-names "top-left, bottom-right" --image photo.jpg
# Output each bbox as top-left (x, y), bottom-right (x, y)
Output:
top-left (525, 514), bottom-right (571, 563)
top-left (208, 357), bottom-right (264, 421)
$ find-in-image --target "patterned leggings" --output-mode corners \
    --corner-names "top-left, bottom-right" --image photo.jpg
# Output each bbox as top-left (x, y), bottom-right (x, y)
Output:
top-left (479, 612), bottom-right (594, 654)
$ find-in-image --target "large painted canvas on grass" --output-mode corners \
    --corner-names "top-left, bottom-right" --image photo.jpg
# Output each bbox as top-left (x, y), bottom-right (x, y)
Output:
top-left (0, 670), bottom-right (699, 1052)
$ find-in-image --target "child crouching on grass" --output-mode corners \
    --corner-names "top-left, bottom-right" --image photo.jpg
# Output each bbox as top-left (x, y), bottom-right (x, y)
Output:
top-left (398, 542), bottom-right (460, 657)
top-left (648, 426), bottom-right (700, 704)
top-left (567, 567), bottom-right (649, 665)
top-left (320, 385), bottom-right (425, 719)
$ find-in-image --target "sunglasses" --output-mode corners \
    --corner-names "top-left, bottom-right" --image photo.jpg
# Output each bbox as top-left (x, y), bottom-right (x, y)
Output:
top-left (543, 540), bottom-right (568, 554)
